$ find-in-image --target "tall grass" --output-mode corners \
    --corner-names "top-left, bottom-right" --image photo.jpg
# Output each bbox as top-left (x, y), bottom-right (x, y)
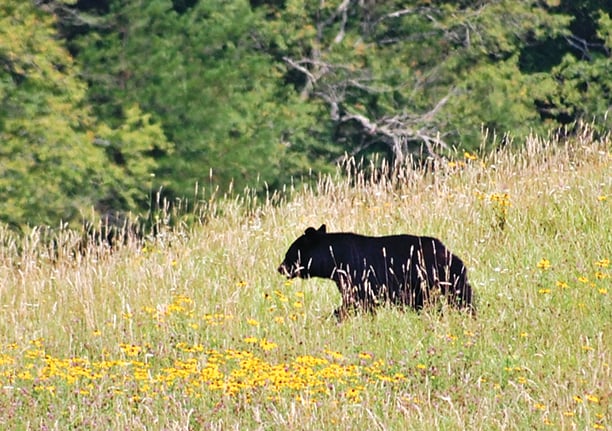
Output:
top-left (0, 127), bottom-right (610, 430)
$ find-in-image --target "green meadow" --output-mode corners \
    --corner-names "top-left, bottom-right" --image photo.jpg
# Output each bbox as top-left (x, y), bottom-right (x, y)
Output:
top-left (0, 129), bottom-right (609, 430)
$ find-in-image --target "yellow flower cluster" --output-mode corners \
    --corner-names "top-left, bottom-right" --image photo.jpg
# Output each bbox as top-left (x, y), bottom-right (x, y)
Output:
top-left (536, 258), bottom-right (551, 270)
top-left (0, 294), bottom-right (413, 405)
top-left (536, 258), bottom-right (609, 297)
top-left (475, 190), bottom-right (511, 229)
top-left (0, 339), bottom-right (408, 404)
top-left (446, 151), bottom-right (480, 169)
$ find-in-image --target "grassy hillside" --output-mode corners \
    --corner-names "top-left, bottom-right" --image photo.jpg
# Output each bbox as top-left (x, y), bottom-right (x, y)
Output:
top-left (0, 128), bottom-right (610, 430)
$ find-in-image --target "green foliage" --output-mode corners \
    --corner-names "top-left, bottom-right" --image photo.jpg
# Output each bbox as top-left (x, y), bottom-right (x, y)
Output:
top-left (447, 56), bottom-right (557, 146)
top-left (258, 0), bottom-right (608, 156)
top-left (0, 1), bottom-right (98, 225)
top-left (598, 11), bottom-right (612, 48)
top-left (266, 0), bottom-right (610, 150)
top-left (0, 1), bottom-right (171, 226)
top-left (1, 0), bottom-right (610, 227)
top-left (75, 0), bottom-right (335, 199)
top-left (94, 105), bottom-right (172, 211)
top-left (544, 9), bottom-right (612, 131)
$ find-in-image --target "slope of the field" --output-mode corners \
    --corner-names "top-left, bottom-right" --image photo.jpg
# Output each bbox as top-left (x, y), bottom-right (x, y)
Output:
top-left (0, 129), bottom-right (610, 430)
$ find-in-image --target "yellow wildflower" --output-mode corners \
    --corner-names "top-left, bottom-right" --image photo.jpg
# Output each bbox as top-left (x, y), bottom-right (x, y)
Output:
top-left (534, 402), bottom-right (546, 411)
top-left (586, 394), bottom-right (599, 403)
top-left (537, 259), bottom-right (551, 270)
top-left (464, 151), bottom-right (478, 161)
top-left (259, 339), bottom-right (278, 351)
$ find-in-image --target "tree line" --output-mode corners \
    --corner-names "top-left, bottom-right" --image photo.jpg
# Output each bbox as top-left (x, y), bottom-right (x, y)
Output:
top-left (1, 0), bottom-right (610, 228)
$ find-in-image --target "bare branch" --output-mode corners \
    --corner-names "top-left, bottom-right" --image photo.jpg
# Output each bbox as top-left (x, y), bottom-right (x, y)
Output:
top-left (336, 88), bottom-right (455, 160)
top-left (282, 4), bottom-right (458, 161)
top-left (283, 56), bottom-right (332, 99)
top-left (421, 88), bottom-right (455, 123)
top-left (332, 0), bottom-right (352, 44)
top-left (341, 112), bottom-right (380, 134)
top-left (564, 34), bottom-right (593, 60)
top-left (282, 56), bottom-right (317, 84)
top-left (313, 90), bottom-right (342, 121)
top-left (346, 78), bottom-right (391, 94)
top-left (373, 7), bottom-right (420, 28)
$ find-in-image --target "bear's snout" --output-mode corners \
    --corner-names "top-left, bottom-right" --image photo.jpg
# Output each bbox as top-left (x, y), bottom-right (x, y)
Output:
top-left (278, 263), bottom-right (298, 278)
top-left (278, 264), bottom-right (289, 276)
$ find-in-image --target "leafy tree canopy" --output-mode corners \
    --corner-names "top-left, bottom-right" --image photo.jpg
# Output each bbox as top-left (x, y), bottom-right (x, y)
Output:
top-left (0, 0), bottom-right (610, 228)
top-left (262, 0), bottom-right (584, 158)
top-left (0, 0), bottom-right (171, 227)
top-left (73, 0), bottom-right (335, 200)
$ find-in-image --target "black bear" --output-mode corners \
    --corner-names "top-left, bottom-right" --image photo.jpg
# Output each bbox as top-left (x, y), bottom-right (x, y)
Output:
top-left (278, 225), bottom-right (474, 319)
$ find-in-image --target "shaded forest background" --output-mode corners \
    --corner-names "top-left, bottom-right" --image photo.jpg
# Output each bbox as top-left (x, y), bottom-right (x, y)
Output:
top-left (1, 0), bottom-right (610, 228)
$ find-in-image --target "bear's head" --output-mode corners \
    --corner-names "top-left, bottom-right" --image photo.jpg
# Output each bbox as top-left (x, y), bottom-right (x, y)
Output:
top-left (278, 224), bottom-right (328, 278)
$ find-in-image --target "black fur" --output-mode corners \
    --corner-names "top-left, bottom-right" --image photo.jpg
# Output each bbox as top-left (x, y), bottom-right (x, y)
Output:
top-left (278, 225), bottom-right (474, 319)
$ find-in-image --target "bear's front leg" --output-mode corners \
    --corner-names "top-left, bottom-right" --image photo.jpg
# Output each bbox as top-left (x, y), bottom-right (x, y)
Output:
top-left (333, 305), bottom-right (349, 322)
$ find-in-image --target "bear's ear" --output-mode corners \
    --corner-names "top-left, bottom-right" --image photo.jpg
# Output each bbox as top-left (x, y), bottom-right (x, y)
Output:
top-left (305, 224), bottom-right (326, 238)
top-left (304, 227), bottom-right (318, 237)
top-left (304, 224), bottom-right (326, 239)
